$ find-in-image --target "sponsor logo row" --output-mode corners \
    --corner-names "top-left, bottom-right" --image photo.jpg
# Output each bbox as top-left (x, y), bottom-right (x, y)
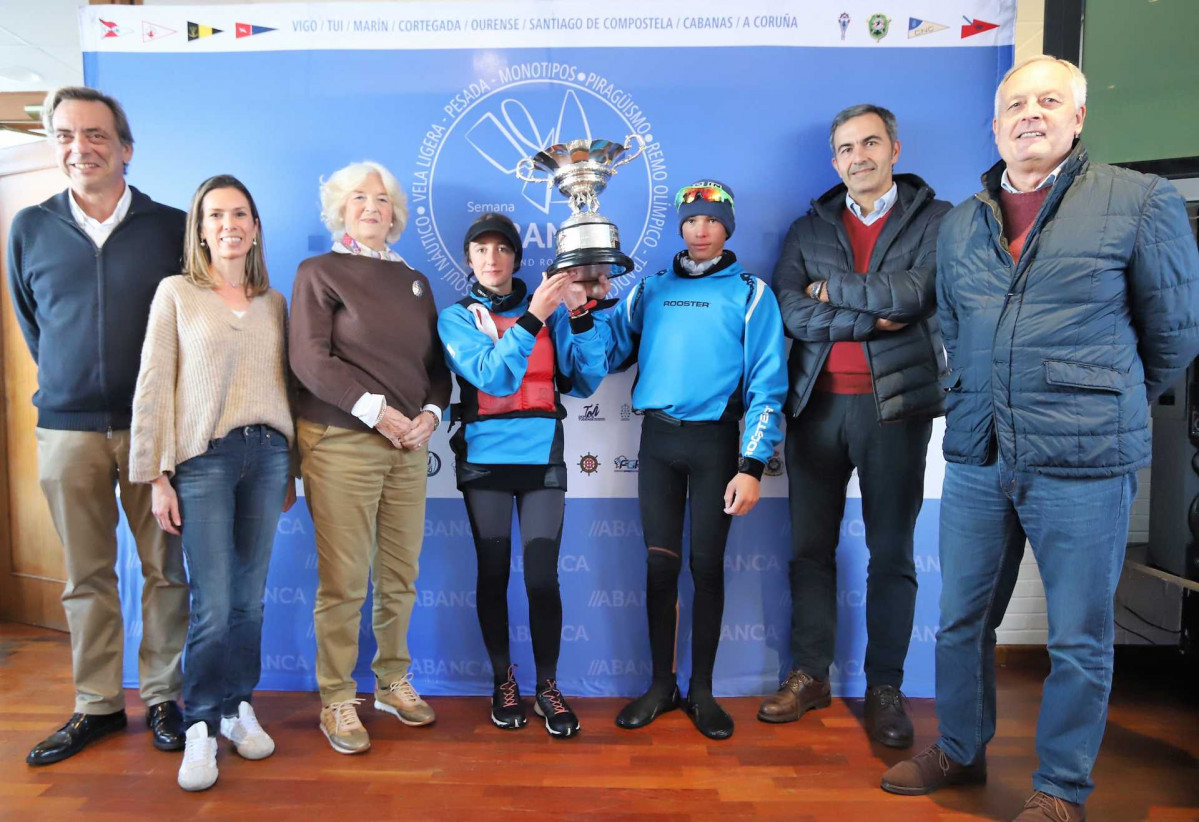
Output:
top-left (577, 447), bottom-right (784, 476)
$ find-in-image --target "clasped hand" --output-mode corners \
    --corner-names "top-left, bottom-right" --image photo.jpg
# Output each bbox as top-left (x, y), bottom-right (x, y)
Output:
top-left (529, 270), bottom-right (613, 320)
top-left (377, 407), bottom-right (435, 450)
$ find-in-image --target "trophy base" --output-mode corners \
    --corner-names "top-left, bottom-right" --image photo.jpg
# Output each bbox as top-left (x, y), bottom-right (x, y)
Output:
top-left (546, 247), bottom-right (635, 280)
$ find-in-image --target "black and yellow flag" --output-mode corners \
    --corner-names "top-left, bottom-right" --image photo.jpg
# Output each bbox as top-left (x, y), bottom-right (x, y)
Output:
top-left (187, 22), bottom-right (223, 41)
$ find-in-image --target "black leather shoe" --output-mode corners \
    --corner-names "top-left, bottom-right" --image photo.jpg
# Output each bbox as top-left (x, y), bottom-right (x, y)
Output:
top-left (864, 685), bottom-right (914, 748)
top-left (615, 682), bottom-right (681, 729)
top-left (146, 701), bottom-right (185, 751)
top-left (684, 690), bottom-right (734, 740)
top-left (26, 711), bottom-right (127, 766)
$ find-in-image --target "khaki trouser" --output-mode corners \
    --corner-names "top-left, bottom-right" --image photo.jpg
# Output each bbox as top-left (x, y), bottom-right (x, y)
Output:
top-left (297, 420), bottom-right (428, 705)
top-left (35, 428), bottom-right (189, 715)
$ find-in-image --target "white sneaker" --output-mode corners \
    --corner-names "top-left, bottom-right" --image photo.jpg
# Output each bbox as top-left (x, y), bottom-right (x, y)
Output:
top-left (220, 701), bottom-right (275, 760)
top-left (177, 722), bottom-right (218, 792)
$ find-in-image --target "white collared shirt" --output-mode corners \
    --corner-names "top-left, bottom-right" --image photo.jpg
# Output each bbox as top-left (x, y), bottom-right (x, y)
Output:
top-left (68, 183), bottom-right (131, 248)
top-left (1000, 159), bottom-right (1067, 194)
top-left (845, 183), bottom-right (898, 226)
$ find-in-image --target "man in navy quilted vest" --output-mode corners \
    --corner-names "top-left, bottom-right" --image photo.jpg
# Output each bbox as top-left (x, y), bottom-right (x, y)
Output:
top-left (880, 56), bottom-right (1199, 822)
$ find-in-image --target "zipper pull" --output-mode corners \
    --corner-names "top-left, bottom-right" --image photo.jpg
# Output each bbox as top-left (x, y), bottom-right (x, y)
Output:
top-left (106, 426), bottom-right (113, 440)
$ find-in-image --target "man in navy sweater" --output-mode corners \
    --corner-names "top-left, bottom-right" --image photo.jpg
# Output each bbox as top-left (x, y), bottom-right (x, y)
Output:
top-left (7, 87), bottom-right (189, 765)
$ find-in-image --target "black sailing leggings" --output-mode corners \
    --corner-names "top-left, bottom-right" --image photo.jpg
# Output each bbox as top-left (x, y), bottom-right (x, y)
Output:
top-left (462, 486), bottom-right (565, 685)
top-left (637, 415), bottom-right (739, 692)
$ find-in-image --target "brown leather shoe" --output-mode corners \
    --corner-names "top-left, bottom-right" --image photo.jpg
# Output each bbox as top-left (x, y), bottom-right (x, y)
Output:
top-left (1011, 791), bottom-right (1085, 821)
top-left (879, 743), bottom-right (986, 796)
top-left (756, 671), bottom-right (831, 723)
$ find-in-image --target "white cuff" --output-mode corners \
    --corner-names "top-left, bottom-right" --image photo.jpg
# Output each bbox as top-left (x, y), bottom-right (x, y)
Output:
top-left (420, 404), bottom-right (443, 426)
top-left (351, 393), bottom-right (385, 428)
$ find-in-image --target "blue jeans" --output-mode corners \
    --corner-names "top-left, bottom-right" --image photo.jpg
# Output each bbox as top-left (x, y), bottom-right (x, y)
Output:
top-left (934, 459), bottom-right (1136, 804)
top-left (173, 425), bottom-right (291, 733)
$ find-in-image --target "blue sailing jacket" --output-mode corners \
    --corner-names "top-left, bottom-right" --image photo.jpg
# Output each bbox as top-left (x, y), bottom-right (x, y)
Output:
top-left (438, 283), bottom-right (608, 471)
top-left (602, 251), bottom-right (788, 468)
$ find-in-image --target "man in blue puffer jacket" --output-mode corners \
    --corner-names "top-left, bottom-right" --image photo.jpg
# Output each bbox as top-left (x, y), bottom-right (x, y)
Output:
top-left (880, 56), bottom-right (1199, 822)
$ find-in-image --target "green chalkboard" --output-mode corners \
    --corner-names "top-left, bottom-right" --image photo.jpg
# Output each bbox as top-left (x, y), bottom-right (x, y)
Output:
top-left (1081, 0), bottom-right (1199, 164)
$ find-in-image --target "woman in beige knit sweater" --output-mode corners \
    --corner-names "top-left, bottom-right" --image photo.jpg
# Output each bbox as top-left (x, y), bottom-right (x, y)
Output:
top-left (130, 175), bottom-right (295, 792)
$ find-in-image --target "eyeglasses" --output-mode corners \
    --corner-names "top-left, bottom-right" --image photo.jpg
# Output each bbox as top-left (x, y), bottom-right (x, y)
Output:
top-left (674, 183), bottom-right (735, 211)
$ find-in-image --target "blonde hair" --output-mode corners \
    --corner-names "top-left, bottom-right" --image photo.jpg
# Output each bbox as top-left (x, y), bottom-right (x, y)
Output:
top-left (183, 175), bottom-right (270, 297)
top-left (319, 161), bottom-right (408, 244)
top-left (994, 55), bottom-right (1087, 119)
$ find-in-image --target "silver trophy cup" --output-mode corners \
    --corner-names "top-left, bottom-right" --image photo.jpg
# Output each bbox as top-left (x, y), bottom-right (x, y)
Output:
top-left (515, 135), bottom-right (646, 296)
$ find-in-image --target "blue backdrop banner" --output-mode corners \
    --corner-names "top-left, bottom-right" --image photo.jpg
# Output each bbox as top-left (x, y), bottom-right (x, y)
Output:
top-left (87, 0), bottom-right (1015, 699)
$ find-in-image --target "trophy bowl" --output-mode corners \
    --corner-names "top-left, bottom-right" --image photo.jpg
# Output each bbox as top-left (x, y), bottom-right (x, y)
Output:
top-left (516, 135), bottom-right (645, 291)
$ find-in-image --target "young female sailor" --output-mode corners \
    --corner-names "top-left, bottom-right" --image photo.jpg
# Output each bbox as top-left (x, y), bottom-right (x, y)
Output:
top-left (437, 213), bottom-right (610, 738)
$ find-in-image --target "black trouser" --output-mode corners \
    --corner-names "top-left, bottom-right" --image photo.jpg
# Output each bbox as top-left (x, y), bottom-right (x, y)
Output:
top-left (786, 391), bottom-right (932, 689)
top-left (637, 414), bottom-right (739, 691)
top-left (462, 487), bottom-right (565, 685)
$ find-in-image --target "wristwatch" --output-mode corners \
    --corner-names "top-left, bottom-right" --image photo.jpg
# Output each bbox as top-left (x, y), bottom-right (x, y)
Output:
top-left (809, 281), bottom-right (824, 301)
top-left (423, 409), bottom-right (440, 431)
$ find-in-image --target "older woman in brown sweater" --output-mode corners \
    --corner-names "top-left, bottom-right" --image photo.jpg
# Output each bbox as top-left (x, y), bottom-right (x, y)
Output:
top-left (290, 161), bottom-right (450, 755)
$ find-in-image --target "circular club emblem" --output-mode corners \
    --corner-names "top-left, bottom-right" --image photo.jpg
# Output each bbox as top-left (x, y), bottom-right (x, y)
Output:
top-left (410, 63), bottom-right (671, 297)
top-left (577, 453), bottom-right (600, 475)
top-left (765, 453), bottom-right (784, 477)
top-left (412, 280), bottom-right (424, 298)
top-left (427, 451), bottom-right (441, 477)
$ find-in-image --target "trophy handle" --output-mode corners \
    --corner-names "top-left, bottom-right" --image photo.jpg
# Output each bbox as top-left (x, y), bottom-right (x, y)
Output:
top-left (515, 157), bottom-right (554, 184)
top-left (612, 134), bottom-right (646, 169)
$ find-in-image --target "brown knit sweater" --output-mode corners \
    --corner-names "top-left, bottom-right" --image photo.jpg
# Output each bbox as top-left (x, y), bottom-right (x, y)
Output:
top-left (289, 252), bottom-right (451, 430)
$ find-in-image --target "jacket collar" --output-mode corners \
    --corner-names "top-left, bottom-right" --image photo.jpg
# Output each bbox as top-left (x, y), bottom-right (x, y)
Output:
top-left (470, 276), bottom-right (528, 312)
top-left (981, 140), bottom-right (1089, 198)
top-left (811, 173), bottom-right (934, 224)
top-left (671, 249), bottom-right (739, 279)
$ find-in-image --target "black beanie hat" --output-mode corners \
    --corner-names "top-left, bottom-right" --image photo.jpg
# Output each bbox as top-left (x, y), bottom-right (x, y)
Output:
top-left (463, 212), bottom-right (522, 269)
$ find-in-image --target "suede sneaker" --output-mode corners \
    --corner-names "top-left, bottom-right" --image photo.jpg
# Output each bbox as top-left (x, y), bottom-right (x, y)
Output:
top-left (220, 701), bottom-right (275, 760)
top-left (533, 681), bottom-right (580, 738)
top-left (375, 673), bottom-right (436, 727)
top-left (1011, 791), bottom-right (1085, 821)
top-left (880, 743), bottom-right (986, 796)
top-left (319, 698), bottom-right (370, 755)
top-left (177, 722), bottom-right (218, 792)
top-left (491, 666), bottom-right (527, 730)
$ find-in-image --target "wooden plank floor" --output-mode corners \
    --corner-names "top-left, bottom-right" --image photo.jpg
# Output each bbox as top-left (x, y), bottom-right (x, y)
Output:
top-left (1, 622), bottom-right (1195, 821)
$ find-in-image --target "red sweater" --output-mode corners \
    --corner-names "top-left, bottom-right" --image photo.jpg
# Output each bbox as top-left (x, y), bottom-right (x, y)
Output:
top-left (999, 187), bottom-right (1050, 261)
top-left (815, 208), bottom-right (891, 394)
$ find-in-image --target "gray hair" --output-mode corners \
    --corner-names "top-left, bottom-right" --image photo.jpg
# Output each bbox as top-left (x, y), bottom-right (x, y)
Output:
top-left (319, 161), bottom-right (408, 244)
top-left (994, 55), bottom-right (1088, 119)
top-left (42, 86), bottom-right (134, 148)
top-left (828, 104), bottom-right (898, 152)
